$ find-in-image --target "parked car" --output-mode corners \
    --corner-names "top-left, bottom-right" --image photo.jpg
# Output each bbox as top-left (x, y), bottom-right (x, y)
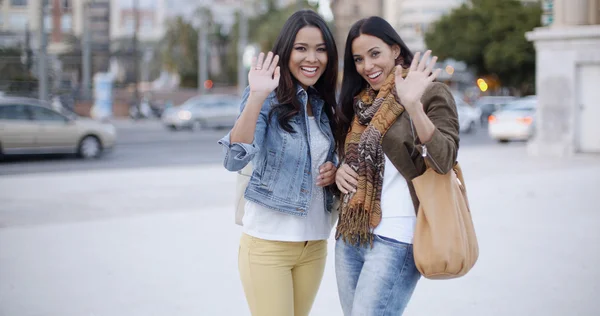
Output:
top-left (488, 96), bottom-right (537, 143)
top-left (162, 94), bottom-right (242, 131)
top-left (475, 96), bottom-right (517, 125)
top-left (0, 97), bottom-right (116, 159)
top-left (452, 92), bottom-right (481, 134)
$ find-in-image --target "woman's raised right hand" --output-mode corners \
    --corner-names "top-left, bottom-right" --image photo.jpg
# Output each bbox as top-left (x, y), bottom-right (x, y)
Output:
top-left (248, 52), bottom-right (281, 96)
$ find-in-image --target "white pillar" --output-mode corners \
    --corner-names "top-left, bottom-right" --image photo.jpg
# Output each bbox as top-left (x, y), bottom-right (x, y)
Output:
top-left (590, 0), bottom-right (600, 24)
top-left (564, 0), bottom-right (590, 25)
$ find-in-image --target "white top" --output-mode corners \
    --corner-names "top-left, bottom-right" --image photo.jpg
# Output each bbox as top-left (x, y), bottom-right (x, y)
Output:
top-left (372, 155), bottom-right (417, 244)
top-left (242, 116), bottom-right (334, 241)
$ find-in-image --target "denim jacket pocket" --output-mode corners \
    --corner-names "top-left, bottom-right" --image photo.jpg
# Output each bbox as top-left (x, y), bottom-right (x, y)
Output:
top-left (260, 149), bottom-right (278, 191)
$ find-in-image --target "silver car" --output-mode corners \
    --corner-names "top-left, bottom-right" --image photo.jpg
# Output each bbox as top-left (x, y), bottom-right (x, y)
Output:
top-left (0, 97), bottom-right (116, 159)
top-left (162, 94), bottom-right (241, 131)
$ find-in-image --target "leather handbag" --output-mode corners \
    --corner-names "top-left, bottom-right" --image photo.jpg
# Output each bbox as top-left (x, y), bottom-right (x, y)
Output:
top-left (411, 162), bottom-right (479, 279)
top-left (235, 162), bottom-right (253, 226)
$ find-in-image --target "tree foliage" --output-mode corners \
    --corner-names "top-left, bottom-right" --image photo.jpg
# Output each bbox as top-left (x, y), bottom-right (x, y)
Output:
top-left (160, 1), bottom-right (320, 86)
top-left (160, 16), bottom-right (199, 87)
top-left (424, 0), bottom-right (542, 94)
top-left (223, 0), bottom-right (319, 84)
top-left (0, 48), bottom-right (38, 95)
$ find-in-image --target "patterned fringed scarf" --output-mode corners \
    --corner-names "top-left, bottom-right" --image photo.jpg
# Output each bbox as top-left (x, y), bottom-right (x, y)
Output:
top-left (336, 66), bottom-right (409, 247)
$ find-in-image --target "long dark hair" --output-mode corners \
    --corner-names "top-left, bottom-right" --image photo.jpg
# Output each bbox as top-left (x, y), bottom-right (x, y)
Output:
top-left (336, 16), bottom-right (414, 155)
top-left (269, 9), bottom-right (338, 136)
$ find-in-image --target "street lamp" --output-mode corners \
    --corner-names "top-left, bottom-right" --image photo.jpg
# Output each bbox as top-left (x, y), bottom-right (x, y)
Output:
top-left (237, 0), bottom-right (248, 96)
top-left (196, 8), bottom-right (210, 94)
top-left (38, 0), bottom-right (49, 101)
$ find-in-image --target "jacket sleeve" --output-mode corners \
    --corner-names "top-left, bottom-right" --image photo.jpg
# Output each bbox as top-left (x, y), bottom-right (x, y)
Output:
top-left (217, 86), bottom-right (271, 172)
top-left (414, 82), bottom-right (460, 174)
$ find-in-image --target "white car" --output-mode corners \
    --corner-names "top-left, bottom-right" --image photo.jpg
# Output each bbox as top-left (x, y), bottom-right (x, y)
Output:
top-left (488, 96), bottom-right (537, 142)
top-left (452, 92), bottom-right (481, 134)
top-left (162, 94), bottom-right (241, 131)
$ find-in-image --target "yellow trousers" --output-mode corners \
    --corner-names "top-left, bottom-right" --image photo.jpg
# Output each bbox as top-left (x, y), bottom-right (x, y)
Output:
top-left (238, 233), bottom-right (328, 316)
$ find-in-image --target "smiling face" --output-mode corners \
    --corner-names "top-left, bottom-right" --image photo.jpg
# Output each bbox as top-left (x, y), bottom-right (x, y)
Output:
top-left (288, 26), bottom-right (328, 90)
top-left (351, 34), bottom-right (400, 91)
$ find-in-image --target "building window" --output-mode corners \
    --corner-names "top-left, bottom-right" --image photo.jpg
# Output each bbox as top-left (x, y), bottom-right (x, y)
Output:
top-left (140, 18), bottom-right (153, 31)
top-left (10, 0), bottom-right (28, 6)
top-left (43, 15), bottom-right (52, 31)
top-left (123, 17), bottom-right (135, 35)
top-left (61, 14), bottom-right (72, 32)
top-left (91, 16), bottom-right (109, 23)
top-left (8, 14), bottom-right (28, 30)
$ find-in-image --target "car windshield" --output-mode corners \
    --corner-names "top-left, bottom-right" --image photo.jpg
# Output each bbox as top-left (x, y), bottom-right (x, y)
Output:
top-left (180, 95), bottom-right (239, 109)
top-left (475, 97), bottom-right (514, 106)
top-left (503, 98), bottom-right (536, 111)
top-left (57, 106), bottom-right (79, 119)
top-left (180, 96), bottom-right (223, 109)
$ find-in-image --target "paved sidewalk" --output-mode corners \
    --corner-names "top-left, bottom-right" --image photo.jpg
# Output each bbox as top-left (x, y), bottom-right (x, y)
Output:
top-left (1, 146), bottom-right (599, 316)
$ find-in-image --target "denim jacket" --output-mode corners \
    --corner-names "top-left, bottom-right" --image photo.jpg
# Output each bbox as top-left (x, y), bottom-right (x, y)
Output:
top-left (218, 86), bottom-right (337, 217)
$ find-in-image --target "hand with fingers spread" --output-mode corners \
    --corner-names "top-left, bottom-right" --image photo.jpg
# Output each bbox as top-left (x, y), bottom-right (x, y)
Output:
top-left (249, 51), bottom-right (281, 97)
top-left (316, 162), bottom-right (337, 187)
top-left (335, 163), bottom-right (359, 195)
top-left (395, 50), bottom-right (442, 115)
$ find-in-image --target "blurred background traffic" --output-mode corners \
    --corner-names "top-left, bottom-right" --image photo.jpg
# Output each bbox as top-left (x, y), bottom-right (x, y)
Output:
top-left (0, 0), bottom-right (598, 175)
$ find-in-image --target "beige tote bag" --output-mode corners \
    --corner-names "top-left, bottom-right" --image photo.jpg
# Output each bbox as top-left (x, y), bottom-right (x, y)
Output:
top-left (412, 163), bottom-right (479, 279)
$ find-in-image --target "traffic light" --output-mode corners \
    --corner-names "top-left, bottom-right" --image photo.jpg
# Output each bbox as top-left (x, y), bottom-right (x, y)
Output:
top-left (477, 78), bottom-right (488, 92)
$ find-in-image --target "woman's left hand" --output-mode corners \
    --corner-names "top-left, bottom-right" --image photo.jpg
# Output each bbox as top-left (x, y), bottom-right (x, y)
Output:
top-left (395, 50), bottom-right (441, 115)
top-left (316, 162), bottom-right (337, 187)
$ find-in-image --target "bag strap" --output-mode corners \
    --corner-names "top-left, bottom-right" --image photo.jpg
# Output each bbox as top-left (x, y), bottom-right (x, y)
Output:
top-left (409, 116), bottom-right (460, 176)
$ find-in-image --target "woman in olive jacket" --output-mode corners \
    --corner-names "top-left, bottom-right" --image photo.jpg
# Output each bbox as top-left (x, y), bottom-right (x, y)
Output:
top-left (333, 16), bottom-right (459, 316)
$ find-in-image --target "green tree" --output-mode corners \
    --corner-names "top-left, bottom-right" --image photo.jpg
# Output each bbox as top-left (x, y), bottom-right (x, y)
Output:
top-left (0, 48), bottom-right (38, 96)
top-left (160, 1), bottom-right (320, 87)
top-left (160, 16), bottom-right (199, 87)
top-left (424, 0), bottom-right (541, 94)
top-left (160, 7), bottom-right (231, 87)
top-left (223, 0), bottom-right (319, 85)
top-left (249, 0), bottom-right (319, 52)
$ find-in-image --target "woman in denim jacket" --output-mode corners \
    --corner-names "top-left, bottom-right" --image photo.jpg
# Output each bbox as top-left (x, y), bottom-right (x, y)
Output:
top-left (218, 10), bottom-right (339, 316)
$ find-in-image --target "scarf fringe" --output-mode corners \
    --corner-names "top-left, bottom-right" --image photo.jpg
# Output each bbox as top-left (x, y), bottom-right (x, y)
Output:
top-left (338, 66), bottom-right (407, 249)
top-left (335, 203), bottom-right (375, 248)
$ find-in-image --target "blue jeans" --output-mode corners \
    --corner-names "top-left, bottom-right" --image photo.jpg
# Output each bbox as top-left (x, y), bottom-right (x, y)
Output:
top-left (335, 235), bottom-right (421, 316)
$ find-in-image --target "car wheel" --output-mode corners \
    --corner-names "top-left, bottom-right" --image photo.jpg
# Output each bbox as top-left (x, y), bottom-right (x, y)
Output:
top-left (78, 135), bottom-right (102, 159)
top-left (497, 139), bottom-right (510, 144)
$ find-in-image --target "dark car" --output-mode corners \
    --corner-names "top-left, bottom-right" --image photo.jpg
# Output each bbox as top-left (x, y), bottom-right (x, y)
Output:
top-left (475, 96), bottom-right (516, 125)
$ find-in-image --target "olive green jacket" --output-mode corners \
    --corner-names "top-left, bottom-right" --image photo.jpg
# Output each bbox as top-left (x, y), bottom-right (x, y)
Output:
top-left (381, 82), bottom-right (460, 212)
